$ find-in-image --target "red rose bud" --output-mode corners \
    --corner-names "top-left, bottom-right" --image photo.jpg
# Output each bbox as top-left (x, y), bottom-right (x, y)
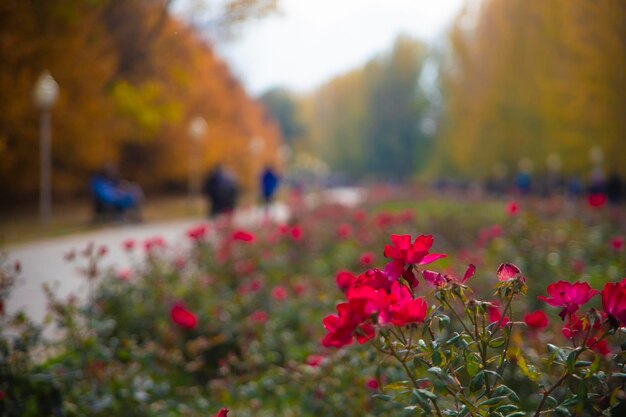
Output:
top-left (170, 303), bottom-right (197, 329)
top-left (524, 310), bottom-right (549, 328)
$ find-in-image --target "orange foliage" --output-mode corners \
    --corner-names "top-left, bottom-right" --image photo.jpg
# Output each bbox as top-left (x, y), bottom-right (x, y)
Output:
top-left (0, 0), bottom-right (282, 205)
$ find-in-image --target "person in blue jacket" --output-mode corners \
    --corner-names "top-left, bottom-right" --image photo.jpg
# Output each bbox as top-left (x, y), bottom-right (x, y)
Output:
top-left (260, 166), bottom-right (280, 208)
top-left (90, 164), bottom-right (142, 222)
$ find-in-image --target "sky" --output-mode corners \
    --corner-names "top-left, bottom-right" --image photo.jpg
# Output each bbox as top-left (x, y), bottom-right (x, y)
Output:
top-left (182, 0), bottom-right (465, 95)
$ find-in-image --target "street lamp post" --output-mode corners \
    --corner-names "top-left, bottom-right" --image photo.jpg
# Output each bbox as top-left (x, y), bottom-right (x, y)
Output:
top-left (188, 116), bottom-right (207, 204)
top-left (33, 71), bottom-right (59, 225)
top-left (249, 136), bottom-right (265, 201)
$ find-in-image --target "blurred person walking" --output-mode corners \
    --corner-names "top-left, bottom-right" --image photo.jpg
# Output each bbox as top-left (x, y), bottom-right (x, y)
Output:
top-left (607, 172), bottom-right (623, 206)
top-left (202, 165), bottom-right (240, 218)
top-left (260, 166), bottom-right (280, 215)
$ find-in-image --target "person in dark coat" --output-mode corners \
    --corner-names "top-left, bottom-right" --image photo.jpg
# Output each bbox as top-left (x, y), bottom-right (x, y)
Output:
top-left (607, 172), bottom-right (623, 206)
top-left (202, 165), bottom-right (239, 217)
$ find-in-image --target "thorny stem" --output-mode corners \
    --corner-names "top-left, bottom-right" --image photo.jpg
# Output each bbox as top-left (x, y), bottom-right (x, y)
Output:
top-left (384, 330), bottom-right (479, 417)
top-left (481, 339), bottom-right (492, 397)
top-left (533, 372), bottom-right (569, 417)
top-left (497, 302), bottom-right (515, 374)
top-left (430, 397), bottom-right (444, 417)
top-left (388, 343), bottom-right (445, 417)
top-left (441, 297), bottom-right (473, 337)
top-left (533, 337), bottom-right (590, 417)
top-left (488, 292), bottom-right (514, 342)
top-left (497, 323), bottom-right (513, 374)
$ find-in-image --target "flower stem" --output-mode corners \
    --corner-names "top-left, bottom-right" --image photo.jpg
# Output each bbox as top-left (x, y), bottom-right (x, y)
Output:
top-left (441, 298), bottom-right (473, 338)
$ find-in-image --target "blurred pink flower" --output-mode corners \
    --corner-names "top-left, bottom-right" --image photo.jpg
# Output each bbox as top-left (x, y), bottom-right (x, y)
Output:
top-left (487, 303), bottom-right (509, 328)
top-left (232, 230), bottom-right (255, 242)
top-left (602, 278), bottom-right (626, 327)
top-left (384, 234), bottom-right (446, 266)
top-left (122, 238), bottom-right (135, 251)
top-left (496, 263), bottom-right (521, 281)
top-left (572, 259), bottom-right (586, 274)
top-left (249, 310), bottom-right (268, 324)
top-left (506, 201), bottom-right (519, 216)
top-left (144, 236), bottom-right (166, 252)
top-left (587, 336), bottom-right (610, 355)
top-left (174, 256), bottom-right (186, 270)
top-left (116, 269), bottom-right (132, 282)
top-left (271, 286), bottom-right (288, 301)
top-left (538, 281), bottom-right (598, 319)
top-left (610, 236), bottom-right (624, 251)
top-left (305, 354), bottom-right (325, 367)
top-left (588, 193), bottom-right (607, 208)
top-left (290, 225), bottom-right (303, 241)
top-left (97, 245), bottom-right (108, 257)
top-left (353, 209), bottom-right (367, 223)
top-left (337, 223), bottom-right (352, 239)
top-left (335, 271), bottom-right (357, 292)
top-left (524, 310), bottom-right (548, 329)
top-left (366, 378), bottom-right (379, 390)
top-left (211, 408), bottom-right (229, 417)
top-left (422, 270), bottom-right (447, 288)
top-left (561, 314), bottom-right (585, 339)
top-left (462, 264), bottom-right (476, 283)
top-left (170, 303), bottom-right (197, 329)
top-left (186, 224), bottom-right (208, 241)
top-left (294, 283), bottom-right (306, 296)
top-left (359, 252), bottom-right (375, 266)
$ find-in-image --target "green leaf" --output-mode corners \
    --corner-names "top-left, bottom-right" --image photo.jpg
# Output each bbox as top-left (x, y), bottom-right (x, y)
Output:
top-left (566, 348), bottom-right (582, 372)
top-left (372, 394), bottom-right (394, 402)
top-left (505, 412), bottom-right (527, 417)
top-left (427, 366), bottom-right (443, 376)
top-left (416, 388), bottom-right (438, 400)
top-left (495, 404), bottom-right (518, 413)
top-left (478, 396), bottom-right (508, 407)
top-left (384, 381), bottom-right (409, 391)
top-left (465, 351), bottom-right (480, 376)
top-left (589, 354), bottom-right (600, 375)
top-left (491, 385), bottom-right (520, 403)
top-left (470, 371), bottom-right (485, 392)
top-left (484, 369), bottom-right (504, 381)
top-left (547, 343), bottom-right (567, 362)
top-left (545, 395), bottom-right (558, 407)
top-left (559, 395), bottom-right (579, 408)
top-left (554, 406), bottom-right (572, 416)
top-left (411, 389), bottom-right (432, 412)
top-left (445, 332), bottom-right (461, 346)
top-left (575, 361), bottom-right (592, 367)
top-left (489, 337), bottom-right (506, 349)
top-left (438, 314), bottom-right (451, 328)
top-left (432, 350), bottom-right (443, 366)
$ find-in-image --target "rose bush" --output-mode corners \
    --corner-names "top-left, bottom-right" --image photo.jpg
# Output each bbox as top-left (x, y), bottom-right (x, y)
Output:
top-left (1, 190), bottom-right (625, 416)
top-left (322, 232), bottom-right (626, 416)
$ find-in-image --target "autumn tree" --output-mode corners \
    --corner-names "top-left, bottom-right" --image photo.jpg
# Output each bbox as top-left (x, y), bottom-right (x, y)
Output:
top-left (435, 0), bottom-right (626, 181)
top-left (258, 88), bottom-right (305, 146)
top-left (301, 35), bottom-right (432, 181)
top-left (0, 0), bottom-right (282, 206)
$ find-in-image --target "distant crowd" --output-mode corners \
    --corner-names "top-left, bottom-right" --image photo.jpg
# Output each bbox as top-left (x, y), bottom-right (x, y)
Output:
top-left (89, 163), bottom-right (281, 223)
top-left (435, 168), bottom-right (624, 206)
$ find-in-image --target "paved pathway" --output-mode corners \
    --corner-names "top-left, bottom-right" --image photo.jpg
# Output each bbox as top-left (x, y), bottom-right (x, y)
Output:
top-left (3, 188), bottom-right (364, 324)
top-left (4, 204), bottom-right (289, 324)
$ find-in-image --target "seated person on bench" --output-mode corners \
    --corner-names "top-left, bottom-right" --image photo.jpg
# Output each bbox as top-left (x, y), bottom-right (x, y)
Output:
top-left (90, 165), bottom-right (142, 222)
